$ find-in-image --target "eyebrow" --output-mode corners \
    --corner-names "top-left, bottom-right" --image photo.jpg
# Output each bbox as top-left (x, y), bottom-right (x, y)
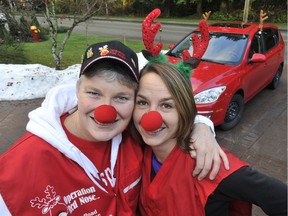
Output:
top-left (87, 85), bottom-right (133, 94)
top-left (136, 94), bottom-right (174, 102)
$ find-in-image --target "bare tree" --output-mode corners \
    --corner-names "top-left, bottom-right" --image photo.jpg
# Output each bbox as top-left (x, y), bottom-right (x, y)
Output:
top-left (43, 0), bottom-right (104, 70)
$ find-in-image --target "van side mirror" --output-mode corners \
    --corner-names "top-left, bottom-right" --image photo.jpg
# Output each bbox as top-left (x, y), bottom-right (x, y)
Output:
top-left (250, 53), bottom-right (266, 63)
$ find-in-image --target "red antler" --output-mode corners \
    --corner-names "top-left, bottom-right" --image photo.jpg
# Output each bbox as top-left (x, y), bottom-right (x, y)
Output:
top-left (142, 8), bottom-right (163, 56)
top-left (192, 20), bottom-right (210, 59)
top-left (182, 20), bottom-right (209, 67)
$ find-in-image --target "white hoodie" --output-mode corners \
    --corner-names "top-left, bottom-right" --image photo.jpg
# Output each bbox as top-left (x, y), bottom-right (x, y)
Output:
top-left (26, 83), bottom-right (121, 193)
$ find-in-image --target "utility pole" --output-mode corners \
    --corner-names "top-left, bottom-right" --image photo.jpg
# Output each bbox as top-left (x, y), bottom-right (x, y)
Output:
top-left (243, 0), bottom-right (251, 23)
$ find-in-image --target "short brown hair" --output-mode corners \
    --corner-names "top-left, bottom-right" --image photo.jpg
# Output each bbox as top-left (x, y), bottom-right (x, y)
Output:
top-left (79, 60), bottom-right (138, 91)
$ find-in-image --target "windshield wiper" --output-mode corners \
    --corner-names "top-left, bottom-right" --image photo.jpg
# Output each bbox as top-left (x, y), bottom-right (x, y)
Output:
top-left (201, 59), bottom-right (225, 65)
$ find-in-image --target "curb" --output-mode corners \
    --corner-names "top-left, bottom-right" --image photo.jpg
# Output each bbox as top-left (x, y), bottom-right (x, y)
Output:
top-left (89, 16), bottom-right (287, 32)
top-left (52, 15), bottom-right (287, 32)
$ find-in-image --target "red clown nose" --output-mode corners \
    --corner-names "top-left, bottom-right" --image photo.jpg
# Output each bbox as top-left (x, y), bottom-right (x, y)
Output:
top-left (140, 111), bottom-right (163, 131)
top-left (94, 105), bottom-right (117, 123)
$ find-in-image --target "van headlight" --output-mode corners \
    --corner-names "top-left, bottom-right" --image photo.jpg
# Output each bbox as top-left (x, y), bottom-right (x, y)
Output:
top-left (194, 86), bottom-right (226, 104)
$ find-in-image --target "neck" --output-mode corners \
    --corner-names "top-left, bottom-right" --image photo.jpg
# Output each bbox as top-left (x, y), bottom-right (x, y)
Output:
top-left (152, 142), bottom-right (176, 163)
top-left (64, 111), bottom-right (80, 136)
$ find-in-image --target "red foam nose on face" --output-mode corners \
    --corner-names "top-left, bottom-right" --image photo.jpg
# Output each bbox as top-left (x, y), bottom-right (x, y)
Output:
top-left (94, 105), bottom-right (117, 123)
top-left (140, 111), bottom-right (163, 131)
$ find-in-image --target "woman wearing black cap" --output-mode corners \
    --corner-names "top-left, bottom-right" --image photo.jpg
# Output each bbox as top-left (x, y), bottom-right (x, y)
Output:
top-left (0, 40), bottom-right (226, 215)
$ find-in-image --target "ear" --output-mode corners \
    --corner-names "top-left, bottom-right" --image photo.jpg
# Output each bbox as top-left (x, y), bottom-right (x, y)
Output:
top-left (76, 79), bottom-right (81, 98)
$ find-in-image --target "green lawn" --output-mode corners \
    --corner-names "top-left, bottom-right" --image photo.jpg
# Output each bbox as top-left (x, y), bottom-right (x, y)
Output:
top-left (0, 33), bottom-right (145, 69)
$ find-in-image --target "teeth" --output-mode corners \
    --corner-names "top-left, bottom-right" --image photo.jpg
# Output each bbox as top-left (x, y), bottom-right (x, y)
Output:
top-left (96, 121), bottom-right (114, 126)
top-left (148, 128), bottom-right (163, 133)
top-left (154, 128), bottom-right (162, 133)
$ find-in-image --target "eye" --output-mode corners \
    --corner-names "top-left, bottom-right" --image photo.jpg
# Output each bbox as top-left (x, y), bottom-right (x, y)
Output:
top-left (115, 96), bottom-right (128, 102)
top-left (161, 103), bottom-right (173, 110)
top-left (87, 91), bottom-right (99, 97)
top-left (136, 99), bottom-right (148, 106)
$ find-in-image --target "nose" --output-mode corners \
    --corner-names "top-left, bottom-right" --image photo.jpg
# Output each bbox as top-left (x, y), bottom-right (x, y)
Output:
top-left (94, 105), bottom-right (117, 123)
top-left (140, 111), bottom-right (163, 131)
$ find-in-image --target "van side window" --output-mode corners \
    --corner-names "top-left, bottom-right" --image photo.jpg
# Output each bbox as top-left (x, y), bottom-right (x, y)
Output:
top-left (262, 28), bottom-right (279, 52)
top-left (248, 33), bottom-right (261, 59)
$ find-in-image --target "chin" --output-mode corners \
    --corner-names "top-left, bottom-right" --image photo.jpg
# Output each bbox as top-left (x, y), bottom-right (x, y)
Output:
top-left (142, 136), bottom-right (162, 147)
top-left (90, 131), bottom-right (118, 142)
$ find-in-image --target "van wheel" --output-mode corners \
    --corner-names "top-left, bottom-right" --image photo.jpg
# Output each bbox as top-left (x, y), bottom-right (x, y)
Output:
top-left (268, 65), bottom-right (283, 89)
top-left (220, 94), bottom-right (244, 131)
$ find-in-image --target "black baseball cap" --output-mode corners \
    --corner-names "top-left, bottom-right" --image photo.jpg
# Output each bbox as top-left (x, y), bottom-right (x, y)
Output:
top-left (80, 40), bottom-right (139, 82)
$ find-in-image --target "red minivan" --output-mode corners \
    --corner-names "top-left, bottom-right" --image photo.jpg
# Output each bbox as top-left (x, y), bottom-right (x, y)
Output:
top-left (166, 22), bottom-right (285, 130)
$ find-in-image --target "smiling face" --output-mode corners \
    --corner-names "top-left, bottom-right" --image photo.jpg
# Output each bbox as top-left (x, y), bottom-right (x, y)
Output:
top-left (73, 74), bottom-right (135, 142)
top-left (133, 63), bottom-right (197, 162)
top-left (133, 72), bottom-right (179, 159)
top-left (65, 61), bottom-right (137, 142)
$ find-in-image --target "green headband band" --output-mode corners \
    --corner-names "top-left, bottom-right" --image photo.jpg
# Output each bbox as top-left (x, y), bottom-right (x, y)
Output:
top-left (146, 53), bottom-right (192, 80)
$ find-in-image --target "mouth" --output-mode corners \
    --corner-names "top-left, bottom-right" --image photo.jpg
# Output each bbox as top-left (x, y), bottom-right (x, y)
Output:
top-left (145, 127), bottom-right (165, 135)
top-left (90, 116), bottom-right (118, 126)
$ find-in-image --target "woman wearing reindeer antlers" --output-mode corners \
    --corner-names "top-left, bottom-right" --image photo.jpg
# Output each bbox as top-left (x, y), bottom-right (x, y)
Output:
top-left (135, 8), bottom-right (287, 216)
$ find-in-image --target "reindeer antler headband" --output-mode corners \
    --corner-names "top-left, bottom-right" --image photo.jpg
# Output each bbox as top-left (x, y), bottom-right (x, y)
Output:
top-left (142, 8), bottom-right (210, 79)
top-left (142, 8), bottom-right (163, 58)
